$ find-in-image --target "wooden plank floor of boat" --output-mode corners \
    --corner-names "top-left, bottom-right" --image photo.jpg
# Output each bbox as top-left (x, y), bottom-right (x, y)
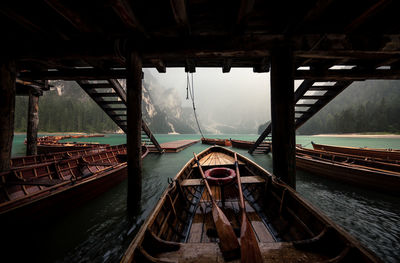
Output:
top-left (188, 184), bottom-right (275, 244)
top-left (155, 242), bottom-right (327, 262)
top-left (193, 152), bottom-right (244, 167)
top-left (155, 184), bottom-right (327, 262)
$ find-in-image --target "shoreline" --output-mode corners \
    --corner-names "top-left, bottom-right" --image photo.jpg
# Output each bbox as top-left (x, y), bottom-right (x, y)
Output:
top-left (311, 133), bottom-right (400, 138)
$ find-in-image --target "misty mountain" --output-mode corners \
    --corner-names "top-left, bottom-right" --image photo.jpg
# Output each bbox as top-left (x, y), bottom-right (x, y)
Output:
top-left (14, 73), bottom-right (198, 134)
top-left (142, 70), bottom-right (197, 134)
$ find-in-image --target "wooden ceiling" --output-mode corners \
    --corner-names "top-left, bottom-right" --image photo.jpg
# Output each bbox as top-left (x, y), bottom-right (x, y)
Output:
top-left (1, 0), bottom-right (400, 79)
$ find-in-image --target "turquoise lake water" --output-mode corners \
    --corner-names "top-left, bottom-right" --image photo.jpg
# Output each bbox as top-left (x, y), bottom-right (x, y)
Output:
top-left (7, 134), bottom-right (400, 262)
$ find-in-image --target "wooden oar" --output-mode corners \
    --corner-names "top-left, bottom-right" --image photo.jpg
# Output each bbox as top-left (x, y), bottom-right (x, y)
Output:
top-left (193, 152), bottom-right (240, 260)
top-left (234, 153), bottom-right (263, 263)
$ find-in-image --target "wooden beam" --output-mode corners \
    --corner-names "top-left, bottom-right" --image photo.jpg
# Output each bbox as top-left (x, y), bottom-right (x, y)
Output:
top-left (0, 59), bottom-right (16, 172)
top-left (185, 59), bottom-right (195, 73)
top-left (26, 92), bottom-right (39, 156)
top-left (294, 80), bottom-right (314, 102)
top-left (149, 59), bottom-right (166, 73)
top-left (299, 0), bottom-right (334, 25)
top-left (44, 0), bottom-right (99, 32)
top-left (109, 79), bottom-right (127, 103)
top-left (0, 8), bottom-right (48, 35)
top-left (111, 0), bottom-right (147, 35)
top-left (19, 68), bottom-right (127, 81)
top-left (237, 0), bottom-right (255, 25)
top-left (15, 83), bottom-right (43, 96)
top-left (126, 51), bottom-right (143, 211)
top-left (345, 0), bottom-right (392, 33)
top-left (270, 46), bottom-right (295, 188)
top-left (295, 68), bottom-right (400, 80)
top-left (253, 57), bottom-right (270, 73)
top-left (295, 50), bottom-right (400, 60)
top-left (170, 0), bottom-right (190, 34)
top-left (222, 59), bottom-right (232, 73)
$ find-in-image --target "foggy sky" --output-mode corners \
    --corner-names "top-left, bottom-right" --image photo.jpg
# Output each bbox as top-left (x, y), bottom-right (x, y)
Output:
top-left (146, 68), bottom-right (272, 133)
top-left (145, 68), bottom-right (304, 134)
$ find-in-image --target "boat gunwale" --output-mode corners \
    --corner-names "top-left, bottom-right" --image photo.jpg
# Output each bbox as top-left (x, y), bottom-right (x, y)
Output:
top-left (0, 162), bottom-right (127, 215)
top-left (296, 152), bottom-right (400, 177)
top-left (122, 146), bottom-right (382, 263)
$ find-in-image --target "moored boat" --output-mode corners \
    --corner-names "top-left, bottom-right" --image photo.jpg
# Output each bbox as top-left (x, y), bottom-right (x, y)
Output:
top-left (296, 146), bottom-right (400, 194)
top-left (230, 139), bottom-right (254, 149)
top-left (122, 146), bottom-right (381, 262)
top-left (312, 142), bottom-right (400, 162)
top-left (0, 144), bottom-right (145, 222)
top-left (297, 146), bottom-right (400, 174)
top-left (230, 139), bottom-right (271, 153)
top-left (201, 137), bottom-right (231, 146)
top-left (37, 142), bottom-right (110, 154)
top-left (10, 144), bottom-right (127, 168)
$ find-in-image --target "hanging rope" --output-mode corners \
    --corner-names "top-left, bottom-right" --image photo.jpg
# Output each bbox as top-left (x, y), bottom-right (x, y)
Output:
top-left (186, 72), bottom-right (204, 138)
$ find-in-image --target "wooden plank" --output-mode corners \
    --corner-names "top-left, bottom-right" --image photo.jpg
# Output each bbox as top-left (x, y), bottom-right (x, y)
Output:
top-left (158, 140), bottom-right (199, 152)
top-left (0, 59), bottom-right (16, 172)
top-left (271, 46), bottom-right (296, 188)
top-left (170, 0), bottom-right (190, 33)
top-left (127, 51), bottom-right (142, 210)
top-left (26, 92), bottom-right (39, 156)
top-left (157, 242), bottom-right (327, 262)
top-left (181, 176), bottom-right (265, 187)
top-left (111, 0), bottom-right (146, 34)
top-left (44, 0), bottom-right (100, 33)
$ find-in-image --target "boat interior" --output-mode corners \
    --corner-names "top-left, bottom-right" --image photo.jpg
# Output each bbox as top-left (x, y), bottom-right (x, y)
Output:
top-left (127, 146), bottom-right (375, 262)
top-left (10, 144), bottom-right (126, 168)
top-left (0, 146), bottom-right (127, 210)
top-left (297, 146), bottom-right (400, 174)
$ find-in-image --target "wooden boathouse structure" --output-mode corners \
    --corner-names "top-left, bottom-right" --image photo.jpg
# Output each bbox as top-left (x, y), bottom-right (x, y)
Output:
top-left (1, 0), bottom-right (400, 210)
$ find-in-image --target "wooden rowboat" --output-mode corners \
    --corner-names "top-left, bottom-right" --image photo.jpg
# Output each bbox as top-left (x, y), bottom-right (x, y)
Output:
top-left (296, 146), bottom-right (400, 194)
top-left (230, 139), bottom-right (271, 153)
top-left (230, 139), bottom-right (254, 149)
top-left (0, 145), bottom-right (149, 222)
top-left (10, 144), bottom-right (127, 169)
top-left (297, 146), bottom-right (400, 174)
top-left (37, 142), bottom-right (110, 154)
top-left (201, 137), bottom-right (231, 146)
top-left (122, 146), bottom-right (381, 262)
top-left (312, 142), bottom-right (400, 162)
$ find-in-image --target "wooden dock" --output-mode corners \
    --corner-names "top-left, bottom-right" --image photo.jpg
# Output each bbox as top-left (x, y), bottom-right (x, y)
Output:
top-left (149, 140), bottom-right (199, 153)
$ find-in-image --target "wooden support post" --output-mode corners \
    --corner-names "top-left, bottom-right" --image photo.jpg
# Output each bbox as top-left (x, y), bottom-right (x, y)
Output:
top-left (26, 91), bottom-right (40, 156)
top-left (270, 46), bottom-right (296, 188)
top-left (126, 51), bottom-right (143, 211)
top-left (0, 59), bottom-right (16, 172)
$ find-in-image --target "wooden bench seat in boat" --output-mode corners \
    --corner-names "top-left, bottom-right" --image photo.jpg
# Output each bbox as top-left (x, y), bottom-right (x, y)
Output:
top-left (153, 242), bottom-right (327, 262)
top-left (180, 176), bottom-right (265, 187)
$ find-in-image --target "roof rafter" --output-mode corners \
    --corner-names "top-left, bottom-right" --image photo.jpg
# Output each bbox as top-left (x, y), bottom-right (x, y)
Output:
top-left (44, 0), bottom-right (100, 33)
top-left (170, 0), bottom-right (190, 34)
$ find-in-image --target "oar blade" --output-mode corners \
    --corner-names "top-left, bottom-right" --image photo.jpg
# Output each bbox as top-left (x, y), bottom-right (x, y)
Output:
top-left (240, 214), bottom-right (263, 263)
top-left (212, 205), bottom-right (240, 260)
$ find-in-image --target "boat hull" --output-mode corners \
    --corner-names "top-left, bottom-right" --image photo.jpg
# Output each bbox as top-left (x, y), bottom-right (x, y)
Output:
top-left (312, 142), bottom-right (400, 161)
top-left (0, 165), bottom-right (127, 223)
top-left (37, 144), bottom-right (104, 154)
top-left (296, 155), bottom-right (400, 194)
top-left (230, 139), bottom-right (254, 149)
top-left (201, 138), bottom-right (231, 146)
top-left (122, 146), bottom-right (382, 263)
